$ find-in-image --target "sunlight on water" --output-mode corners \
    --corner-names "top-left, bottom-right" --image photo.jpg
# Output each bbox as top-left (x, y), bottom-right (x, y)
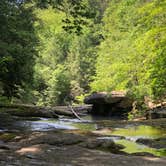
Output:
top-left (97, 125), bottom-right (166, 157)
top-left (111, 125), bottom-right (166, 139)
top-left (17, 118), bottom-right (96, 131)
top-left (29, 121), bottom-right (76, 130)
top-left (116, 139), bottom-right (166, 157)
top-left (71, 123), bottom-right (97, 131)
top-left (10, 117), bottom-right (166, 157)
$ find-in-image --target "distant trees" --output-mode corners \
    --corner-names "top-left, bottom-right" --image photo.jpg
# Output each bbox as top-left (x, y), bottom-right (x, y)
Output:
top-left (35, 0), bottom-right (97, 34)
top-left (33, 5), bottom-right (100, 105)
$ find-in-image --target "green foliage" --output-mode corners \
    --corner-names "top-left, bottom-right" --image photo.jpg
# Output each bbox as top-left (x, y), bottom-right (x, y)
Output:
top-left (33, 6), bottom-right (99, 105)
top-left (91, 0), bottom-right (166, 101)
top-left (0, 0), bottom-right (37, 99)
top-left (1, 0), bottom-right (165, 106)
top-left (35, 0), bottom-right (97, 34)
top-left (39, 65), bottom-right (70, 105)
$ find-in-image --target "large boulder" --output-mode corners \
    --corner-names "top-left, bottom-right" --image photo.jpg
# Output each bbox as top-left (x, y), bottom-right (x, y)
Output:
top-left (84, 91), bottom-right (133, 117)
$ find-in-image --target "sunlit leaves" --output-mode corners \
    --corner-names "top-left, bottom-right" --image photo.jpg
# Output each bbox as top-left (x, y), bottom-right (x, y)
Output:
top-left (92, 0), bottom-right (166, 100)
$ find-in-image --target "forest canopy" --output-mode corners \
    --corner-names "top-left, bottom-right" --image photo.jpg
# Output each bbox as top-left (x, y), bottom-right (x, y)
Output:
top-left (0, 0), bottom-right (165, 105)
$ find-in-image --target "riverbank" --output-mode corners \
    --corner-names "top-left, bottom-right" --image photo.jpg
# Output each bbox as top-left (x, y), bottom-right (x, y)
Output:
top-left (0, 130), bottom-right (166, 166)
top-left (0, 113), bottom-right (166, 165)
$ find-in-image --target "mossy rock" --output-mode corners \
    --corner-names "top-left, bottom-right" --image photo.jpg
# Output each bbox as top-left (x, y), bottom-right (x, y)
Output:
top-left (0, 133), bottom-right (17, 142)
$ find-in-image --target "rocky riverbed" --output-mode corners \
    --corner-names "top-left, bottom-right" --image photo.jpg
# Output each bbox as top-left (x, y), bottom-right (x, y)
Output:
top-left (0, 130), bottom-right (166, 166)
top-left (0, 114), bottom-right (166, 165)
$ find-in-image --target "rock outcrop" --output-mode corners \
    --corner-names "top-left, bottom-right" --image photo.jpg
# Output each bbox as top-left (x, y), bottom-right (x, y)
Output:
top-left (84, 91), bottom-right (133, 117)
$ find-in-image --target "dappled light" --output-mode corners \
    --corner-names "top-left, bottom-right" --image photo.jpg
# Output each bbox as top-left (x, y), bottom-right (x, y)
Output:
top-left (16, 145), bottom-right (41, 155)
top-left (144, 157), bottom-right (165, 162)
top-left (0, 0), bottom-right (166, 165)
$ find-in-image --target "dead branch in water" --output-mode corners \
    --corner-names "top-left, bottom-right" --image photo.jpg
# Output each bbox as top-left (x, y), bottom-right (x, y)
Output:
top-left (68, 105), bottom-right (82, 120)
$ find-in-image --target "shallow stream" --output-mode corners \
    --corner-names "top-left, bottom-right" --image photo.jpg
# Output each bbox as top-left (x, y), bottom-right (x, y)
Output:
top-left (1, 115), bottom-right (166, 157)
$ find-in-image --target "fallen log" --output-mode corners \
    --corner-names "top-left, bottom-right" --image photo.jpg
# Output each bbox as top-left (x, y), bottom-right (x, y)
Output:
top-left (0, 104), bottom-right (59, 118)
top-left (0, 104), bottom-right (91, 118)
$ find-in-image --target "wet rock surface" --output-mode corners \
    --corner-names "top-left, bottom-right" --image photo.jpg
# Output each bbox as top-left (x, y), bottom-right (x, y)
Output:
top-left (131, 152), bottom-right (156, 157)
top-left (18, 131), bottom-right (85, 146)
top-left (146, 107), bottom-right (166, 119)
top-left (0, 130), bottom-right (166, 166)
top-left (0, 114), bottom-right (166, 165)
top-left (80, 138), bottom-right (125, 153)
top-left (136, 137), bottom-right (166, 149)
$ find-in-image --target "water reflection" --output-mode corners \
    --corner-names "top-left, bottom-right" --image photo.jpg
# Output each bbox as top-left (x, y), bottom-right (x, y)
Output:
top-left (111, 125), bottom-right (166, 139)
top-left (14, 118), bottom-right (96, 131)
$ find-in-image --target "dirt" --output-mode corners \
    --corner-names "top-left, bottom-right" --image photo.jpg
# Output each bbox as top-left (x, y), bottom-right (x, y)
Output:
top-left (0, 130), bottom-right (166, 166)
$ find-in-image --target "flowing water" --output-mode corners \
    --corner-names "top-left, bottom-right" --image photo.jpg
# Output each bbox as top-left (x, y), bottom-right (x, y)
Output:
top-left (1, 115), bottom-right (166, 157)
top-left (96, 125), bottom-right (166, 156)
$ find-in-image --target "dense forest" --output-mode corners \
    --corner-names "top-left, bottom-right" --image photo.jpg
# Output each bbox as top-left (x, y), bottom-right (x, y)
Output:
top-left (0, 0), bottom-right (165, 106)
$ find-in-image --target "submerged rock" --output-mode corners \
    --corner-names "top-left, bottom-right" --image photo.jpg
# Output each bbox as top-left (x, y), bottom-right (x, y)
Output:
top-left (131, 152), bottom-right (156, 157)
top-left (136, 137), bottom-right (166, 149)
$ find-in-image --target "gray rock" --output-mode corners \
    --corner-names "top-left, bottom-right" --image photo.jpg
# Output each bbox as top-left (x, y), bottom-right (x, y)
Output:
top-left (84, 91), bottom-right (133, 117)
top-left (136, 137), bottom-right (166, 149)
top-left (146, 107), bottom-right (166, 119)
top-left (81, 138), bottom-right (125, 153)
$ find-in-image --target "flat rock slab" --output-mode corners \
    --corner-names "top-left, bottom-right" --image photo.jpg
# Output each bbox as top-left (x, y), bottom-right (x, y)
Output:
top-left (0, 144), bottom-right (166, 166)
top-left (84, 91), bottom-right (128, 104)
top-left (0, 131), bottom-right (166, 166)
top-left (84, 91), bottom-right (133, 116)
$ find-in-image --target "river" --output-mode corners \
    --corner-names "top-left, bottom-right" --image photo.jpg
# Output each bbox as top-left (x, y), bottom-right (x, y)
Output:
top-left (1, 115), bottom-right (166, 157)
